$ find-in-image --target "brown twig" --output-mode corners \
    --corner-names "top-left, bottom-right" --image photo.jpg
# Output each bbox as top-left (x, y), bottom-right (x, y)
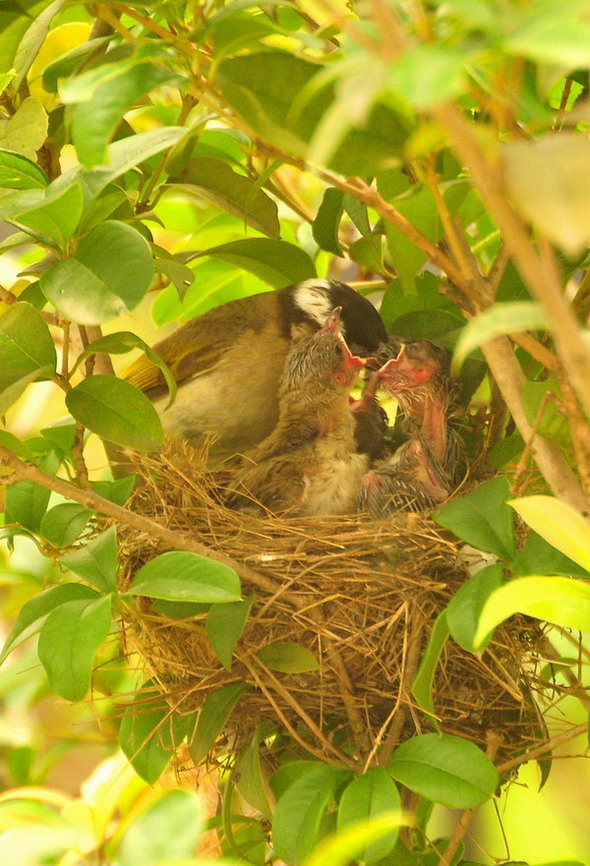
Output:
top-left (496, 722), bottom-right (588, 775)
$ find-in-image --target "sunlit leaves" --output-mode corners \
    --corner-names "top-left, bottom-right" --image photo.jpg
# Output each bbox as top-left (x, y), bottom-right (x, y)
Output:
top-left (0, 96), bottom-right (47, 159)
top-left (40, 221), bottom-right (154, 323)
top-left (0, 149), bottom-right (47, 189)
top-left (62, 526), bottom-right (119, 593)
top-left (452, 302), bottom-right (549, 371)
top-left (116, 790), bottom-right (203, 866)
top-left (474, 577), bottom-right (590, 648)
top-left (197, 238), bottom-right (316, 288)
top-left (337, 769), bottom-right (402, 863)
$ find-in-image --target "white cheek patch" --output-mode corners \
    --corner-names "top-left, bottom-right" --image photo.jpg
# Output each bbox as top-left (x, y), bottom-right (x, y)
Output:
top-left (294, 280), bottom-right (334, 326)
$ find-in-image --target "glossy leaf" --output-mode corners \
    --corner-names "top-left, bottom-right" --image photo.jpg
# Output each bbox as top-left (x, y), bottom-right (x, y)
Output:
top-left (387, 733), bottom-right (499, 808)
top-left (117, 790), bottom-right (203, 866)
top-left (169, 156), bottom-right (280, 237)
top-left (411, 612), bottom-right (450, 729)
top-left (337, 769), bottom-right (401, 863)
top-left (312, 187), bottom-right (344, 255)
top-left (0, 302), bottom-right (56, 393)
top-left (385, 188), bottom-right (440, 293)
top-left (40, 221), bottom-right (154, 324)
top-left (257, 640), bottom-right (320, 673)
top-left (445, 564), bottom-right (504, 652)
top-left (66, 375), bottom-right (164, 451)
top-left (37, 594), bottom-right (112, 701)
top-left (434, 476), bottom-right (515, 560)
top-left (199, 238), bottom-right (316, 288)
top-left (10, 182), bottom-right (84, 247)
top-left (5, 480), bottom-right (51, 532)
top-left (206, 595), bottom-right (253, 670)
top-left (474, 577), bottom-right (590, 648)
top-left (272, 764), bottom-right (353, 864)
top-left (61, 526), bottom-right (118, 593)
top-left (129, 550), bottom-right (241, 603)
top-left (512, 530), bottom-right (590, 578)
top-left (90, 475), bottom-right (136, 506)
top-left (509, 496), bottom-right (590, 573)
top-left (0, 583), bottom-right (99, 665)
top-left (73, 330), bottom-right (177, 408)
top-left (190, 681), bottom-right (250, 765)
top-left (12, 0), bottom-right (66, 90)
top-left (40, 503), bottom-right (93, 547)
top-left (0, 149), bottom-right (47, 189)
top-left (453, 302), bottom-right (549, 372)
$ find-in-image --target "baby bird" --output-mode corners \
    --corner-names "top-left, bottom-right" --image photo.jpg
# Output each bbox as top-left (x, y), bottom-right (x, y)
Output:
top-left (123, 279), bottom-right (388, 462)
top-left (361, 340), bottom-right (466, 515)
top-left (229, 308), bottom-right (369, 516)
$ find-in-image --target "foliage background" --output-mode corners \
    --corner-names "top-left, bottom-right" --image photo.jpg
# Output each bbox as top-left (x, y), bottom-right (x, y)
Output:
top-left (1, 0), bottom-right (590, 863)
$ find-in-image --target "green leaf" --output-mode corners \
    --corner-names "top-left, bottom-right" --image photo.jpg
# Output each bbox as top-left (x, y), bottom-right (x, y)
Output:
top-left (385, 188), bottom-right (440, 294)
top-left (169, 157), bottom-right (279, 238)
top-left (0, 583), bottom-right (99, 665)
top-left (411, 612), bottom-right (450, 730)
top-left (9, 181), bottom-right (84, 248)
top-left (257, 640), bottom-right (320, 673)
top-left (387, 733), bottom-right (499, 808)
top-left (445, 564), bottom-right (504, 652)
top-left (199, 238), bottom-right (316, 288)
top-left (0, 430), bottom-right (34, 461)
top-left (0, 97), bottom-right (47, 160)
top-left (0, 149), bottom-right (48, 189)
top-left (70, 61), bottom-right (180, 167)
top-left (90, 476), bottom-right (136, 506)
top-left (452, 302), bottom-right (549, 372)
top-left (117, 790), bottom-right (203, 866)
top-left (206, 595), bottom-right (253, 670)
top-left (40, 221), bottom-right (154, 324)
top-left (61, 526), bottom-right (118, 593)
top-left (503, 134), bottom-right (590, 256)
top-left (40, 422), bottom-right (76, 453)
top-left (66, 375), bottom-right (164, 451)
top-left (337, 769), bottom-right (401, 863)
top-left (303, 812), bottom-right (411, 866)
top-left (272, 764), bottom-right (353, 864)
top-left (505, 2), bottom-right (590, 67)
top-left (312, 187), bottom-right (344, 255)
top-left (5, 480), bottom-right (51, 532)
top-left (0, 302), bottom-right (56, 393)
top-left (474, 577), bottom-right (590, 649)
top-left (235, 722), bottom-right (276, 820)
top-left (119, 683), bottom-right (191, 784)
top-left (129, 551), bottom-right (241, 603)
top-left (12, 0), bottom-right (66, 90)
top-left (39, 503), bottom-right (93, 547)
top-left (190, 681), bottom-right (250, 765)
top-left (37, 594), bottom-right (112, 701)
top-left (72, 331), bottom-right (177, 408)
top-left (386, 45), bottom-right (467, 109)
top-left (512, 530), bottom-right (589, 578)
top-left (509, 495), bottom-right (590, 573)
top-left (434, 476), bottom-right (515, 560)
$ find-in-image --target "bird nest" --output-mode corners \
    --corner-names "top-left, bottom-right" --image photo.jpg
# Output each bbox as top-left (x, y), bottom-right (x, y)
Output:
top-left (117, 440), bottom-right (547, 768)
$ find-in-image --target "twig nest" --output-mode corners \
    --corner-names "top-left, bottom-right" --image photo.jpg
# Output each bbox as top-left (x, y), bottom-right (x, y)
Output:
top-left (118, 441), bottom-right (543, 764)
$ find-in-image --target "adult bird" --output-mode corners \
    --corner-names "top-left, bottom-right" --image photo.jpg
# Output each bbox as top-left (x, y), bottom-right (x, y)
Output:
top-left (123, 279), bottom-right (388, 462)
top-left (229, 307), bottom-right (369, 516)
top-left (360, 339), bottom-right (466, 514)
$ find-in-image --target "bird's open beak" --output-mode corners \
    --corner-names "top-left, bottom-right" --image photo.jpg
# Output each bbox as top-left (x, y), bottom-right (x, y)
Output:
top-left (377, 343), bottom-right (406, 378)
top-left (322, 306), bottom-right (367, 371)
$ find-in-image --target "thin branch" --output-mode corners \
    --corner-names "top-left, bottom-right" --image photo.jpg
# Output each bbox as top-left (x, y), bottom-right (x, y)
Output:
top-left (434, 103), bottom-right (590, 423)
top-left (496, 722), bottom-right (588, 775)
top-left (0, 446), bottom-right (286, 598)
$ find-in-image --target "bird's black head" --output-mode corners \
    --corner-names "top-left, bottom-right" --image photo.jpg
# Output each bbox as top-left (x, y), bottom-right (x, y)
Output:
top-left (279, 279), bottom-right (388, 356)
